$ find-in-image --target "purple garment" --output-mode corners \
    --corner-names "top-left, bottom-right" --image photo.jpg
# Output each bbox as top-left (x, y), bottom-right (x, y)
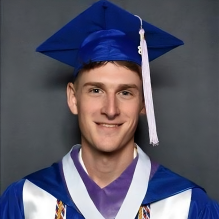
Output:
top-left (149, 160), bottom-right (159, 180)
top-left (71, 147), bottom-right (138, 219)
top-left (71, 146), bottom-right (159, 219)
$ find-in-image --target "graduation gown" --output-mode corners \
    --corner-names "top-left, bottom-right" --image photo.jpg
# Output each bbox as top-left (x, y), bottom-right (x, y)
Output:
top-left (1, 145), bottom-right (219, 219)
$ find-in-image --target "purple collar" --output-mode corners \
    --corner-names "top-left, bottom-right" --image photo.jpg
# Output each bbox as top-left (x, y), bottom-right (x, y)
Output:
top-left (70, 146), bottom-right (159, 219)
top-left (71, 147), bottom-right (138, 219)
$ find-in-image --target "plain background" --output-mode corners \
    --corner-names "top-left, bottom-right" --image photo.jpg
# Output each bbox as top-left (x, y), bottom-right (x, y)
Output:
top-left (1, 0), bottom-right (219, 201)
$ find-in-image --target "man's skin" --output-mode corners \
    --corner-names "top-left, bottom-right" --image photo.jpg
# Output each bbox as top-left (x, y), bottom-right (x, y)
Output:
top-left (67, 62), bottom-right (145, 188)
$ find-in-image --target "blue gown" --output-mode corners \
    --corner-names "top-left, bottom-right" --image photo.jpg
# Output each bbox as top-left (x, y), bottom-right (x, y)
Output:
top-left (1, 152), bottom-right (219, 218)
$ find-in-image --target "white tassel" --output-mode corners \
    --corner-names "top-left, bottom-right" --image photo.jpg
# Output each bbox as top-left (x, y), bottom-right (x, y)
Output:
top-left (135, 15), bottom-right (159, 146)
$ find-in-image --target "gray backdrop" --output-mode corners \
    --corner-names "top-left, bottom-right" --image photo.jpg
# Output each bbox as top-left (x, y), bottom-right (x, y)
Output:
top-left (1, 0), bottom-right (219, 201)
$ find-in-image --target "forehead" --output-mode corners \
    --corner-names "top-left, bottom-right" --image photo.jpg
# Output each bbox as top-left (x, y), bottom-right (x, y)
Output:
top-left (74, 62), bottom-right (142, 88)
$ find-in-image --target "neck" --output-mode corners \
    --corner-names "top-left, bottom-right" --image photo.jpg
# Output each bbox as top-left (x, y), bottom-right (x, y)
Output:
top-left (80, 144), bottom-right (135, 188)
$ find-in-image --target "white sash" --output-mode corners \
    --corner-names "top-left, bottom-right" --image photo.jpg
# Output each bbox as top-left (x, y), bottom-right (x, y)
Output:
top-left (62, 144), bottom-right (151, 219)
top-left (22, 180), bottom-right (191, 219)
top-left (23, 179), bottom-right (67, 219)
top-left (22, 146), bottom-right (192, 219)
top-left (151, 189), bottom-right (191, 219)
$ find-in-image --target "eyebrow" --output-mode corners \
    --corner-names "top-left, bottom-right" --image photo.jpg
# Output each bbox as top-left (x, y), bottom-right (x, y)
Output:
top-left (83, 82), bottom-right (140, 90)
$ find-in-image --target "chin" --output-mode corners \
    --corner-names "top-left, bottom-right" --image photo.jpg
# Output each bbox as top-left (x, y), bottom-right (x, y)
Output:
top-left (93, 140), bottom-right (128, 154)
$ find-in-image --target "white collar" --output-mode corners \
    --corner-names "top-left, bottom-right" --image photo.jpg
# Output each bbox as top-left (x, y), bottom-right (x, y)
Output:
top-left (62, 144), bottom-right (151, 219)
top-left (78, 146), bottom-right (138, 175)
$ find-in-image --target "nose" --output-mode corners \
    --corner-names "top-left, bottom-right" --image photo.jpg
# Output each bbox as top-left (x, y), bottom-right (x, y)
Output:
top-left (101, 93), bottom-right (120, 119)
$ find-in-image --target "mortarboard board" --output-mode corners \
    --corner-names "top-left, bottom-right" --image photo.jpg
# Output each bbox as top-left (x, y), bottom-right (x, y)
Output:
top-left (36, 0), bottom-right (184, 145)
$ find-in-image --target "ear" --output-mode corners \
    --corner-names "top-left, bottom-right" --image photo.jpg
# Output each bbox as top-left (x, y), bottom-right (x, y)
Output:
top-left (67, 82), bottom-right (78, 115)
top-left (140, 104), bottom-right (146, 115)
top-left (139, 97), bottom-right (146, 115)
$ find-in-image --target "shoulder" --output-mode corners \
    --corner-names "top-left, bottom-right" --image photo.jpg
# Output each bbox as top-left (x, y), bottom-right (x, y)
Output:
top-left (145, 163), bottom-right (219, 218)
top-left (1, 179), bottom-right (26, 197)
top-left (188, 187), bottom-right (219, 218)
top-left (0, 179), bottom-right (26, 218)
top-left (0, 162), bottom-right (64, 207)
top-left (0, 162), bottom-right (70, 218)
top-left (143, 164), bottom-right (201, 203)
top-left (0, 162), bottom-right (60, 202)
top-left (24, 162), bottom-right (72, 205)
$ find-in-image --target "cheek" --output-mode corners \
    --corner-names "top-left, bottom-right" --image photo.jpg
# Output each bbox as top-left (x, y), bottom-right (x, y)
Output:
top-left (77, 99), bottom-right (101, 118)
top-left (121, 98), bottom-right (142, 115)
top-left (122, 107), bottom-right (141, 125)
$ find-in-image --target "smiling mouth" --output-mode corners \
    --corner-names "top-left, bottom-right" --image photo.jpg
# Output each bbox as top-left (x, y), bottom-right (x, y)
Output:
top-left (96, 123), bottom-right (122, 128)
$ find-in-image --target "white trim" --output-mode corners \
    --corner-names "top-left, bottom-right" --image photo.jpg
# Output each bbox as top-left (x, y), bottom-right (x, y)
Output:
top-left (79, 148), bottom-right (88, 174)
top-left (115, 145), bottom-right (151, 218)
top-left (150, 189), bottom-right (192, 219)
top-left (78, 146), bottom-right (138, 174)
top-left (23, 180), bottom-right (67, 219)
top-left (62, 144), bottom-right (151, 219)
top-left (63, 145), bottom-right (103, 219)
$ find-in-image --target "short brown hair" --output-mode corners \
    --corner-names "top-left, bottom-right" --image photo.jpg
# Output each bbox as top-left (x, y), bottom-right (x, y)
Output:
top-left (74, 60), bottom-right (142, 84)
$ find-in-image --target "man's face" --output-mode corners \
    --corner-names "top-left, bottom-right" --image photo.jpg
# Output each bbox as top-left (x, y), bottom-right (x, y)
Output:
top-left (67, 62), bottom-right (144, 154)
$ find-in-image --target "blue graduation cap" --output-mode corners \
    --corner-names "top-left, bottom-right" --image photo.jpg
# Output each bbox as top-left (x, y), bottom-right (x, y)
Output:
top-left (36, 0), bottom-right (183, 146)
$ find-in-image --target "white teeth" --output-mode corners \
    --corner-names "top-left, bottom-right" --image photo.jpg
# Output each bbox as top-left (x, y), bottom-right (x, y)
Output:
top-left (101, 124), bottom-right (118, 128)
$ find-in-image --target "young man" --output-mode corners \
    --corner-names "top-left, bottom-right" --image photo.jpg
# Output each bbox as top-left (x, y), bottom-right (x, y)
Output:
top-left (1, 1), bottom-right (219, 218)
